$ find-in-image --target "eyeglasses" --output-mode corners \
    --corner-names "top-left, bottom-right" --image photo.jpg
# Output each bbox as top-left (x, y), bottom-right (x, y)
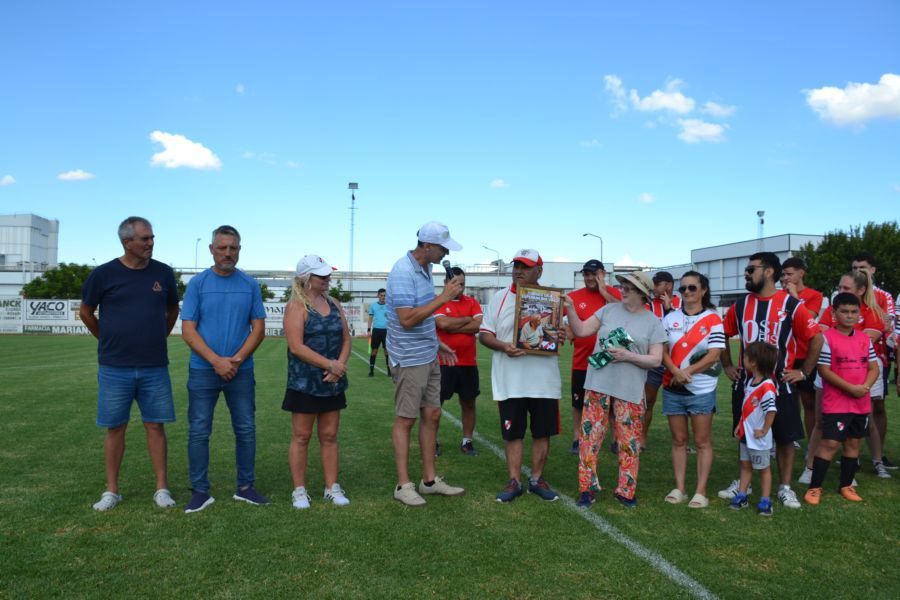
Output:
top-left (620, 284), bottom-right (636, 294)
top-left (311, 274), bottom-right (332, 280)
top-left (744, 265), bottom-right (763, 274)
top-left (678, 284), bottom-right (699, 294)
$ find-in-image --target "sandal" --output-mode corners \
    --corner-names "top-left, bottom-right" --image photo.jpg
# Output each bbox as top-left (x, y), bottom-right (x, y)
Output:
top-left (688, 493), bottom-right (709, 508)
top-left (664, 488), bottom-right (688, 504)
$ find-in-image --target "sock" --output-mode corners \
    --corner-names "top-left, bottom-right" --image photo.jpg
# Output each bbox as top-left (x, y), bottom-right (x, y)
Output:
top-left (529, 476), bottom-right (540, 486)
top-left (423, 480), bottom-right (435, 487)
top-left (462, 437), bottom-right (471, 445)
top-left (840, 455), bottom-right (858, 488)
top-left (809, 456), bottom-right (831, 489)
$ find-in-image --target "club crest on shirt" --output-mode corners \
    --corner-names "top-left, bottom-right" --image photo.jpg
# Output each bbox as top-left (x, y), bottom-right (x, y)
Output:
top-left (776, 310), bottom-right (787, 322)
top-left (699, 326), bottom-right (708, 335)
top-left (578, 302), bottom-right (587, 310)
top-left (152, 281), bottom-right (162, 292)
top-left (671, 321), bottom-right (682, 329)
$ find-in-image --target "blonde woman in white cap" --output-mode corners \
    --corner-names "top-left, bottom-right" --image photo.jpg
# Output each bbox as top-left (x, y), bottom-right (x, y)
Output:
top-left (565, 271), bottom-right (667, 509)
top-left (283, 255), bottom-right (352, 509)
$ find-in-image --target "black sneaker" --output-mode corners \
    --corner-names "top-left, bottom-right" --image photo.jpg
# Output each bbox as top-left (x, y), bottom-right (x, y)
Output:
top-left (527, 477), bottom-right (559, 502)
top-left (496, 479), bottom-right (524, 503)
top-left (570, 440), bottom-right (579, 455)
top-left (368, 369), bottom-right (374, 377)
top-left (614, 493), bottom-right (637, 508)
top-left (233, 485), bottom-right (270, 506)
top-left (184, 491), bottom-right (215, 513)
top-left (460, 440), bottom-right (477, 456)
top-left (576, 491), bottom-right (595, 508)
top-left (882, 456), bottom-right (899, 470)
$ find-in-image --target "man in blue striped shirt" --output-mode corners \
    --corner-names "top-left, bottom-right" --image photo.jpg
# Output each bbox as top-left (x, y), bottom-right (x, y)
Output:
top-left (387, 221), bottom-right (467, 506)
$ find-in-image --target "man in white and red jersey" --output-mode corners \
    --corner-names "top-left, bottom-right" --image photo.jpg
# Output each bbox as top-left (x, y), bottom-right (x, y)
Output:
top-left (435, 267), bottom-right (483, 456)
top-left (718, 252), bottom-right (823, 509)
top-left (642, 271), bottom-right (682, 446)
top-left (565, 259), bottom-right (621, 454)
top-left (781, 257), bottom-right (824, 440)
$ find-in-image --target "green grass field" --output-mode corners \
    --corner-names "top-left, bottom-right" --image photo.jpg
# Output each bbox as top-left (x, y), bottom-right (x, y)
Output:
top-left (1, 335), bottom-right (898, 599)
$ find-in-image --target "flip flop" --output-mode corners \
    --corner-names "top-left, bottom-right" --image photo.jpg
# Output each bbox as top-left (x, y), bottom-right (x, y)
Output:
top-left (664, 488), bottom-right (688, 504)
top-left (688, 493), bottom-right (709, 508)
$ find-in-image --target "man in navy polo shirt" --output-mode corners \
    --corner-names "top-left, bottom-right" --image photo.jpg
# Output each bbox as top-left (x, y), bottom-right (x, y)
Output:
top-left (386, 221), bottom-right (466, 506)
top-left (180, 225), bottom-right (268, 513)
top-left (80, 217), bottom-right (180, 511)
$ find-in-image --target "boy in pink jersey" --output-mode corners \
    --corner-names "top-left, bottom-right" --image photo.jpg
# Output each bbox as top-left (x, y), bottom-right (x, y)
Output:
top-left (804, 293), bottom-right (880, 505)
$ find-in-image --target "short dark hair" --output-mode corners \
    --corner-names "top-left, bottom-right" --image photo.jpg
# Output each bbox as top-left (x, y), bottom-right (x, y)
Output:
top-left (211, 225), bottom-right (241, 243)
top-left (377, 288), bottom-right (386, 294)
top-left (852, 251), bottom-right (877, 267)
top-left (744, 341), bottom-right (778, 377)
top-left (831, 292), bottom-right (861, 310)
top-left (781, 257), bottom-right (806, 271)
top-left (446, 266), bottom-right (465, 281)
top-left (749, 252), bottom-right (782, 282)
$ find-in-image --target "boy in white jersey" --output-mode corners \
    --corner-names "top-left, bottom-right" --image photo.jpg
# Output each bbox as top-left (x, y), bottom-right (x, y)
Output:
top-left (730, 342), bottom-right (779, 516)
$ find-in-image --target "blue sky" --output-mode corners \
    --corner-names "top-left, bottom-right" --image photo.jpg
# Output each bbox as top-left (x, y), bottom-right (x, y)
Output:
top-left (1, 1), bottom-right (898, 272)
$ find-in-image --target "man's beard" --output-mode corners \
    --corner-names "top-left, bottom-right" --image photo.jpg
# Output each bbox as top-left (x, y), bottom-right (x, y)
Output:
top-left (745, 278), bottom-right (765, 293)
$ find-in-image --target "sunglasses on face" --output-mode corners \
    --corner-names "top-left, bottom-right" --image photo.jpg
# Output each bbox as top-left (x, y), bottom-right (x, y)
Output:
top-left (678, 284), bottom-right (699, 294)
top-left (620, 285), bottom-right (636, 294)
top-left (744, 265), bottom-right (763, 274)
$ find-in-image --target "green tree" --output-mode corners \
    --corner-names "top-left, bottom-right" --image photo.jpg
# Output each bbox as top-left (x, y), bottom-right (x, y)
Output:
top-left (328, 280), bottom-right (352, 303)
top-left (281, 286), bottom-right (292, 302)
top-left (259, 283), bottom-right (275, 301)
top-left (174, 271), bottom-right (187, 300)
top-left (21, 263), bottom-right (93, 298)
top-left (795, 221), bottom-right (900, 295)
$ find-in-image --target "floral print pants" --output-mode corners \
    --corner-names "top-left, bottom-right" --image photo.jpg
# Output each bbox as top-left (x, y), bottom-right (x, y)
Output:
top-left (578, 390), bottom-right (644, 499)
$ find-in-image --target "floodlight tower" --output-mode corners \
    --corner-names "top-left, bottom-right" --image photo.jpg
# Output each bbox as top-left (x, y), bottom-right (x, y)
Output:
top-left (348, 182), bottom-right (359, 294)
top-left (756, 211), bottom-right (765, 251)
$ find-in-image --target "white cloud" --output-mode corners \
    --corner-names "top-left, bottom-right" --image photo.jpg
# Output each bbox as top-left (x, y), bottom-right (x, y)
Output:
top-left (677, 119), bottom-right (727, 143)
top-left (149, 131), bottom-right (222, 170)
top-left (629, 79), bottom-right (695, 114)
top-left (604, 74), bottom-right (628, 113)
top-left (806, 73), bottom-right (900, 126)
top-left (286, 160), bottom-right (301, 169)
top-left (489, 178), bottom-right (509, 189)
top-left (617, 253), bottom-right (651, 268)
top-left (637, 192), bottom-right (655, 204)
top-left (580, 138), bottom-right (601, 148)
top-left (57, 169), bottom-right (95, 181)
top-left (235, 83), bottom-right (246, 94)
top-left (701, 101), bottom-right (736, 118)
top-left (0, 175), bottom-right (14, 186)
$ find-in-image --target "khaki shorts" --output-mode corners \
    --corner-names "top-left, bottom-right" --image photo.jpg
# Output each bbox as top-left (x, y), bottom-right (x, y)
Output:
top-left (393, 360), bottom-right (441, 418)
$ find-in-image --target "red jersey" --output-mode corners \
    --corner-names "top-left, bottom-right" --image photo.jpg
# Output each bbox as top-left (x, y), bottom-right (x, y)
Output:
top-left (723, 290), bottom-right (820, 394)
top-left (793, 286), bottom-right (824, 359)
top-left (819, 302), bottom-right (888, 365)
top-left (646, 294), bottom-right (682, 319)
top-left (435, 294), bottom-right (483, 366)
top-left (874, 286), bottom-right (894, 317)
top-left (567, 285), bottom-right (622, 370)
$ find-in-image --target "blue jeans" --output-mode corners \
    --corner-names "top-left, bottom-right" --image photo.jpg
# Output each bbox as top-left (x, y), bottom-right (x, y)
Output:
top-left (97, 366), bottom-right (174, 428)
top-left (187, 368), bottom-right (256, 493)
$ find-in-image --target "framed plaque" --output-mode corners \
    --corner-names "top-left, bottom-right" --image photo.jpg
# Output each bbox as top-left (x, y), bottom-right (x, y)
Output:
top-left (514, 284), bottom-right (564, 355)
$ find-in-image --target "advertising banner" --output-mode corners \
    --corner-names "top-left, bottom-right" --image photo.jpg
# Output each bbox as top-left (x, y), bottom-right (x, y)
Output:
top-left (24, 299), bottom-right (69, 321)
top-left (0, 297), bottom-right (23, 333)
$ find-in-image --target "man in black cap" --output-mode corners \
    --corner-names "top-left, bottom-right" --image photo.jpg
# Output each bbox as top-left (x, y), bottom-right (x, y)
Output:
top-left (565, 260), bottom-right (621, 454)
top-left (643, 271), bottom-right (681, 448)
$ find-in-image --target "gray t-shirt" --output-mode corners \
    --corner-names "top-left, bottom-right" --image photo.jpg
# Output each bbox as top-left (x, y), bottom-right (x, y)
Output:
top-left (584, 303), bottom-right (668, 404)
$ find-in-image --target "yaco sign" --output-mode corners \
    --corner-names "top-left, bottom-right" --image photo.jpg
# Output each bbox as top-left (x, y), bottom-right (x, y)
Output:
top-left (25, 300), bottom-right (69, 321)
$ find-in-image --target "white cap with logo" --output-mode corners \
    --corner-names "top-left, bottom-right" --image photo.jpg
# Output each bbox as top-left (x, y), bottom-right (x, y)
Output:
top-left (417, 221), bottom-right (462, 252)
top-left (296, 254), bottom-right (335, 277)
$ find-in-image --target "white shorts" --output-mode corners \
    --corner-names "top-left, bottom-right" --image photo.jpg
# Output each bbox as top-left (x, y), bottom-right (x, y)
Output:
top-left (816, 359), bottom-right (884, 398)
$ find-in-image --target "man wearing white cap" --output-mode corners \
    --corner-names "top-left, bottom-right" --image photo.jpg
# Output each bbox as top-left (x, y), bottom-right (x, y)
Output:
top-left (479, 249), bottom-right (564, 503)
top-left (386, 221), bottom-right (466, 506)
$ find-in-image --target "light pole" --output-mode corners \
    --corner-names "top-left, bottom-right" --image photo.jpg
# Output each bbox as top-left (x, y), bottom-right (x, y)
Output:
top-left (194, 237), bottom-right (202, 270)
top-left (348, 182), bottom-right (359, 295)
top-left (482, 245), bottom-right (501, 289)
top-left (582, 232), bottom-right (603, 264)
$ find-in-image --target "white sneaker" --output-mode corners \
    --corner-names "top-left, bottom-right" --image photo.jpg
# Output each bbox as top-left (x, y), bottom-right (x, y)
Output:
top-left (717, 480), bottom-right (752, 500)
top-left (798, 467), bottom-right (813, 485)
top-left (292, 486), bottom-right (311, 510)
top-left (418, 475), bottom-right (465, 496)
top-left (777, 485), bottom-right (801, 509)
top-left (324, 484), bottom-right (351, 506)
top-left (394, 482), bottom-right (426, 506)
top-left (92, 491), bottom-right (122, 511)
top-left (874, 462), bottom-right (892, 479)
top-left (153, 488), bottom-right (176, 508)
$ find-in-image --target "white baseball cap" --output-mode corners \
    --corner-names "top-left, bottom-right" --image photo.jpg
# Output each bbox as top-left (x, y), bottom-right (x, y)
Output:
top-left (296, 254), bottom-right (336, 277)
top-left (417, 221), bottom-right (462, 251)
top-left (512, 249), bottom-right (542, 267)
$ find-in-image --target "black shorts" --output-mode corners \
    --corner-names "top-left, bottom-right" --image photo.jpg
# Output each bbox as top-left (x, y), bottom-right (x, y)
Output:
top-left (792, 359), bottom-right (815, 394)
top-left (439, 365), bottom-right (480, 402)
top-left (571, 369), bottom-right (587, 410)
top-left (822, 412), bottom-right (869, 442)
top-left (282, 389), bottom-right (347, 414)
top-left (731, 380), bottom-right (804, 444)
top-left (498, 397), bottom-right (560, 441)
top-left (370, 328), bottom-right (387, 352)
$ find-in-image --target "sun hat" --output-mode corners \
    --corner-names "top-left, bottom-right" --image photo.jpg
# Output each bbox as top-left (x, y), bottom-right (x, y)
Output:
top-left (615, 271), bottom-right (654, 298)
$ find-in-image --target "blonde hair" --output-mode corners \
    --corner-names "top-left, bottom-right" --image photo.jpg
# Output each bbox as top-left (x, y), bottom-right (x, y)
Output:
top-left (843, 270), bottom-right (885, 322)
top-left (290, 274), bottom-right (314, 310)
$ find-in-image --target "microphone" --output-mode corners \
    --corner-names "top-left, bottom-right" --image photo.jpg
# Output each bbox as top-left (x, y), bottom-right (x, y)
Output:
top-left (442, 260), bottom-right (453, 281)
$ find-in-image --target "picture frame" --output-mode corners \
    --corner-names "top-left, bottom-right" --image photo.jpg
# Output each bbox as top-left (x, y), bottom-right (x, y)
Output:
top-left (514, 284), bottom-right (564, 355)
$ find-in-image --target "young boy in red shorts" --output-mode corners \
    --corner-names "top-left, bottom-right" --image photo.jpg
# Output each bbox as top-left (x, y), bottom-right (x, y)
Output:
top-left (805, 293), bottom-right (880, 505)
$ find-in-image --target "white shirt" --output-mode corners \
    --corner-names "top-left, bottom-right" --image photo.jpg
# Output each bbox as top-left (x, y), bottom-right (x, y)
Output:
top-left (662, 308), bottom-right (726, 395)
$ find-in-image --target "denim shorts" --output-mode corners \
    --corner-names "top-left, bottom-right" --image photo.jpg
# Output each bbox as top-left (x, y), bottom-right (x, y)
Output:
top-left (97, 365), bottom-right (175, 428)
top-left (645, 365), bottom-right (665, 389)
top-left (661, 388), bottom-right (717, 416)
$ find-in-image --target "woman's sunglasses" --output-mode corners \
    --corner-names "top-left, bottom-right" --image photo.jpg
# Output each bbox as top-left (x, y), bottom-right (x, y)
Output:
top-left (678, 284), bottom-right (700, 294)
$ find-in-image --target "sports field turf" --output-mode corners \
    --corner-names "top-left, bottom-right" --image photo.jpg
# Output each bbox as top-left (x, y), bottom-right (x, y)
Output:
top-left (1, 335), bottom-right (898, 598)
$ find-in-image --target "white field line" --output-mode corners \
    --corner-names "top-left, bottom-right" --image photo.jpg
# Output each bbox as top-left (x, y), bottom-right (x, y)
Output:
top-left (351, 349), bottom-right (717, 600)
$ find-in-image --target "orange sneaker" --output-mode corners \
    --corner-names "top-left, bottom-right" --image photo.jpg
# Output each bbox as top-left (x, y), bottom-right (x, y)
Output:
top-left (839, 486), bottom-right (862, 502)
top-left (804, 487), bottom-right (822, 505)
